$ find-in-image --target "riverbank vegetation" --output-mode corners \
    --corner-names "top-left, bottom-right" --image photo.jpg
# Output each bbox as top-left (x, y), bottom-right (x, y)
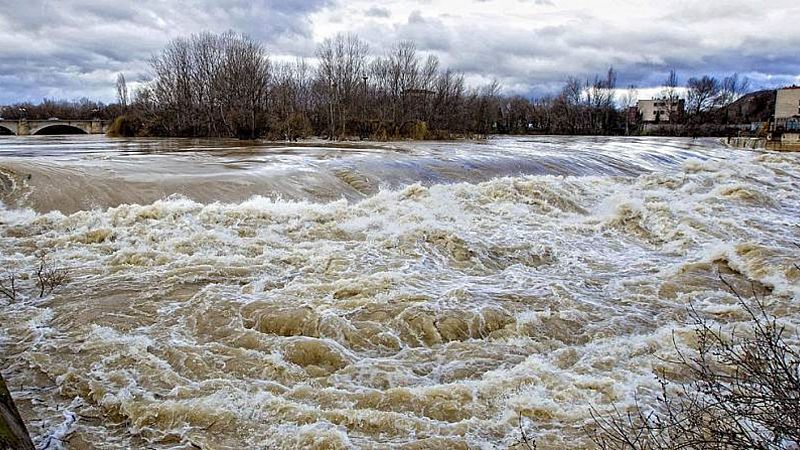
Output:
top-left (0, 98), bottom-right (120, 122)
top-left (110, 31), bottom-right (505, 139)
top-left (1, 252), bottom-right (70, 302)
top-left (587, 274), bottom-right (800, 449)
top-left (2, 31), bottom-right (766, 140)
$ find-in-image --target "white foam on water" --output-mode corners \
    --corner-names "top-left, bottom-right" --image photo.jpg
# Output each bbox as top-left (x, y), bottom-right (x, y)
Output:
top-left (1, 137), bottom-right (799, 448)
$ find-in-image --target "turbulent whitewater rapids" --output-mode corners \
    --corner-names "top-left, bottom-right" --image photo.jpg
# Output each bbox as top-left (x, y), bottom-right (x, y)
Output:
top-left (0, 135), bottom-right (799, 449)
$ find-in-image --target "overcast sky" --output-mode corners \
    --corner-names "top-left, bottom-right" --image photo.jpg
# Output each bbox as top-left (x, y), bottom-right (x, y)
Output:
top-left (1, 0), bottom-right (799, 104)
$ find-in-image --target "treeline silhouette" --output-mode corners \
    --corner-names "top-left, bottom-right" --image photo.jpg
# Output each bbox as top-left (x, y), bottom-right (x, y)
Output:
top-left (0, 98), bottom-right (120, 121)
top-left (2, 31), bottom-right (760, 139)
top-left (116, 31), bottom-right (508, 139)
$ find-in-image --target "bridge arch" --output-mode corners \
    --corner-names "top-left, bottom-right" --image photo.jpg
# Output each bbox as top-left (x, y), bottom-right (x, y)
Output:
top-left (31, 124), bottom-right (89, 135)
top-left (0, 124), bottom-right (14, 135)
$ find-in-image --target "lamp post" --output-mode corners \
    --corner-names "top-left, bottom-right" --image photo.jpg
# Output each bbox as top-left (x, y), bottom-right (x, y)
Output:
top-left (329, 81), bottom-right (336, 140)
top-left (17, 108), bottom-right (28, 135)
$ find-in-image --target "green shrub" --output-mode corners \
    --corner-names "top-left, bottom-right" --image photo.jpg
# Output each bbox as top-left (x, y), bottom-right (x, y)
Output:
top-left (106, 115), bottom-right (142, 137)
top-left (410, 121), bottom-right (429, 140)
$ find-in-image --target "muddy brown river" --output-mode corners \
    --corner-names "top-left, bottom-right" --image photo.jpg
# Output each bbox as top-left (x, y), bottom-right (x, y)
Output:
top-left (1, 135), bottom-right (799, 449)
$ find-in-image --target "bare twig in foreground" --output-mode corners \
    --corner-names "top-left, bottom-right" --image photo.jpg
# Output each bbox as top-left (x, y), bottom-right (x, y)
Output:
top-left (587, 272), bottom-right (800, 449)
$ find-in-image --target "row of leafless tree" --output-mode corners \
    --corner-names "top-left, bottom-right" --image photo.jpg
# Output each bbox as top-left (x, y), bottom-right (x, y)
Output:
top-left (131, 31), bottom-right (272, 138)
top-left (119, 32), bottom-right (508, 139)
top-left (121, 32), bottom-right (635, 139)
top-left (2, 31), bottom-right (759, 139)
top-left (685, 73), bottom-right (751, 121)
top-left (0, 98), bottom-right (121, 121)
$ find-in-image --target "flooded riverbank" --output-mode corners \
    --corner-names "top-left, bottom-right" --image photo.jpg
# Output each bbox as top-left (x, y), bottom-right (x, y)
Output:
top-left (1, 136), bottom-right (798, 449)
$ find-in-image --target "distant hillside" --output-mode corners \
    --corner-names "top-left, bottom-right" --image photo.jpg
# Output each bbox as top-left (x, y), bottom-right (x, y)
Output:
top-left (724, 89), bottom-right (776, 123)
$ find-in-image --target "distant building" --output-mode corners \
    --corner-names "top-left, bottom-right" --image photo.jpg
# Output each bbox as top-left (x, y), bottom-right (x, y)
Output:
top-left (775, 86), bottom-right (800, 118)
top-left (775, 86), bottom-right (800, 131)
top-left (637, 98), bottom-right (685, 123)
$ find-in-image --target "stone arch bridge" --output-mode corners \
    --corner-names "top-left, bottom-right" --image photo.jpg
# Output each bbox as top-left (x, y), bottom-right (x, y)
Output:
top-left (0, 119), bottom-right (109, 136)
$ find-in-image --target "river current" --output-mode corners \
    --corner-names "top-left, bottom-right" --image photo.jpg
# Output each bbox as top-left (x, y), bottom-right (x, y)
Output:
top-left (1, 135), bottom-right (798, 449)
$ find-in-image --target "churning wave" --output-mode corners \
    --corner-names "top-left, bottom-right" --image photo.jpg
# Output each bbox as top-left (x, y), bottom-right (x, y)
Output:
top-left (1, 137), bottom-right (799, 449)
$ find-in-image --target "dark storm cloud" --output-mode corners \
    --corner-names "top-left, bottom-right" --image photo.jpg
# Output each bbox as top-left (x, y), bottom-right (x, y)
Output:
top-left (348, 1), bottom-right (800, 97)
top-left (0, 0), bottom-right (330, 103)
top-left (1, 0), bottom-right (798, 104)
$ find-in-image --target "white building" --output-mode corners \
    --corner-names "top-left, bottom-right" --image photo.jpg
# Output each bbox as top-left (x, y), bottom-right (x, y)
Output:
top-left (775, 87), bottom-right (800, 131)
top-left (637, 98), bottom-right (685, 123)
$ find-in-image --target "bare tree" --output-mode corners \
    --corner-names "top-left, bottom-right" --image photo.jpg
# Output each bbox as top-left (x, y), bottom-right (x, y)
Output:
top-left (686, 75), bottom-right (721, 116)
top-left (621, 85), bottom-right (639, 109)
top-left (516, 410), bottom-right (539, 450)
top-left (587, 67), bottom-right (617, 133)
top-left (621, 84), bottom-right (639, 135)
top-left (431, 69), bottom-right (466, 136)
top-left (719, 73), bottom-right (751, 107)
top-left (661, 69), bottom-right (681, 123)
top-left (501, 95), bottom-right (536, 134)
top-left (560, 77), bottom-right (584, 133)
top-left (1, 252), bottom-right (69, 301)
top-left (272, 59), bottom-right (313, 140)
top-left (386, 40), bottom-right (420, 134)
top-left (35, 253), bottom-right (70, 298)
top-left (416, 54), bottom-right (440, 124)
top-left (316, 33), bottom-right (369, 139)
top-left (148, 31), bottom-right (271, 138)
top-left (0, 268), bottom-right (18, 301)
top-left (473, 79), bottom-right (502, 135)
top-left (717, 73), bottom-right (752, 123)
top-left (115, 73), bottom-right (128, 109)
top-left (215, 32), bottom-right (272, 138)
top-left (588, 274), bottom-right (800, 450)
